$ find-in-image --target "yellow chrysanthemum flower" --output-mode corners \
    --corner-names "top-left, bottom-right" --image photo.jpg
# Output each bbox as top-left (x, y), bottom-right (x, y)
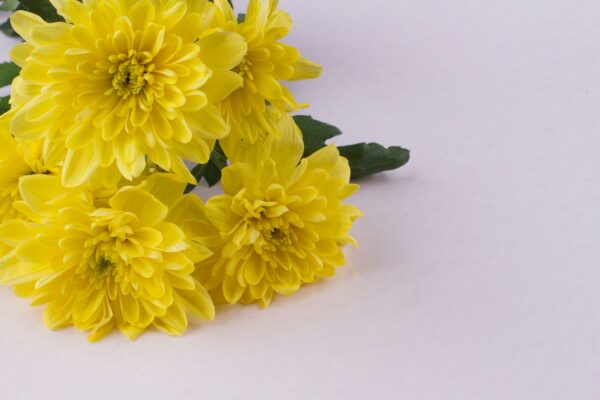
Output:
top-left (3, 0), bottom-right (247, 187)
top-left (195, 115), bottom-right (362, 307)
top-left (0, 174), bottom-right (215, 341)
top-left (0, 132), bottom-right (62, 223)
top-left (210, 0), bottom-right (322, 151)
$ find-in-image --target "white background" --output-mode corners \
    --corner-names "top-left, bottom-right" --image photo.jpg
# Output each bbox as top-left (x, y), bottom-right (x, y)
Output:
top-left (1, 0), bottom-right (599, 399)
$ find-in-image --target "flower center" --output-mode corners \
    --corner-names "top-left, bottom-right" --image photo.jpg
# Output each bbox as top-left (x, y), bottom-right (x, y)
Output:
top-left (27, 159), bottom-right (49, 175)
top-left (110, 50), bottom-right (155, 98)
top-left (268, 228), bottom-right (290, 246)
top-left (234, 58), bottom-right (253, 80)
top-left (95, 257), bottom-right (116, 276)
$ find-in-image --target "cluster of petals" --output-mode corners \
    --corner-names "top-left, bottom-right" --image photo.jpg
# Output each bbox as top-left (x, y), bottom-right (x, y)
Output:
top-left (211, 0), bottom-right (322, 153)
top-left (196, 115), bottom-right (363, 307)
top-left (0, 173), bottom-right (215, 341)
top-left (0, 0), bottom-right (361, 341)
top-left (3, 0), bottom-right (247, 186)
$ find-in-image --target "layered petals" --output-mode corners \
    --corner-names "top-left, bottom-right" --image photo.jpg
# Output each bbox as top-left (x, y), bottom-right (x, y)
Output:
top-left (0, 173), bottom-right (215, 341)
top-left (196, 114), bottom-right (362, 307)
top-left (209, 0), bottom-right (322, 150)
top-left (3, 0), bottom-right (246, 186)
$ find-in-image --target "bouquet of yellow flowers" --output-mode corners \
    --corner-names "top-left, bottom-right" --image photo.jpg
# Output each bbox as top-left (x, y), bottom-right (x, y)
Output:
top-left (0, 0), bottom-right (409, 341)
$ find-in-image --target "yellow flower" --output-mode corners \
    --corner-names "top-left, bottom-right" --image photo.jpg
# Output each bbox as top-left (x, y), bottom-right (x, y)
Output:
top-left (0, 173), bottom-right (215, 341)
top-left (196, 115), bottom-right (362, 307)
top-left (209, 0), bottom-right (322, 152)
top-left (0, 131), bottom-right (63, 223)
top-left (3, 0), bottom-right (247, 187)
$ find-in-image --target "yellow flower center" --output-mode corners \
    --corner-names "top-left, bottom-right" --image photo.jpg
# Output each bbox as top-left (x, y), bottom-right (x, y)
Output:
top-left (80, 236), bottom-right (123, 283)
top-left (234, 58), bottom-right (253, 80)
top-left (28, 159), bottom-right (49, 175)
top-left (267, 228), bottom-right (291, 247)
top-left (234, 195), bottom-right (297, 254)
top-left (109, 50), bottom-right (155, 99)
top-left (95, 257), bottom-right (116, 276)
top-left (75, 210), bottom-right (140, 286)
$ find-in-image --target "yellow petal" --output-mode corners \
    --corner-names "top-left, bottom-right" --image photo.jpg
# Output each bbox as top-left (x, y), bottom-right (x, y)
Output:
top-left (16, 238), bottom-right (58, 264)
top-left (186, 105), bottom-right (229, 140)
top-left (19, 175), bottom-right (65, 212)
top-left (62, 147), bottom-right (97, 188)
top-left (199, 31), bottom-right (247, 71)
top-left (158, 222), bottom-right (188, 252)
top-left (290, 56), bottom-right (323, 81)
top-left (10, 43), bottom-right (33, 67)
top-left (30, 22), bottom-right (72, 45)
top-left (222, 274), bottom-right (245, 304)
top-left (109, 187), bottom-right (168, 227)
top-left (143, 173), bottom-right (187, 209)
top-left (178, 284), bottom-right (215, 320)
top-left (49, 0), bottom-right (88, 23)
top-left (201, 70), bottom-right (243, 103)
top-left (10, 11), bottom-right (45, 43)
top-left (0, 220), bottom-right (32, 247)
top-left (153, 300), bottom-right (187, 335)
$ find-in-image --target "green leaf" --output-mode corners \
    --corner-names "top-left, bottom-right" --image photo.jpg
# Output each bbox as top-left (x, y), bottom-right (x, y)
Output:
top-left (184, 142), bottom-right (228, 193)
top-left (0, 95), bottom-right (10, 115)
top-left (0, 19), bottom-right (17, 37)
top-left (0, 61), bottom-right (20, 87)
top-left (0, 0), bottom-right (19, 12)
top-left (203, 141), bottom-right (227, 186)
top-left (295, 115), bottom-right (410, 179)
top-left (338, 143), bottom-right (410, 180)
top-left (17, 0), bottom-right (62, 23)
top-left (209, 141), bottom-right (228, 170)
top-left (237, 13), bottom-right (245, 23)
top-left (293, 115), bottom-right (342, 157)
top-left (203, 160), bottom-right (223, 187)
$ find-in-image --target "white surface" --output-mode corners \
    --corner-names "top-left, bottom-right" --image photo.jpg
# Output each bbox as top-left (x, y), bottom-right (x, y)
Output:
top-left (1, 1), bottom-right (599, 399)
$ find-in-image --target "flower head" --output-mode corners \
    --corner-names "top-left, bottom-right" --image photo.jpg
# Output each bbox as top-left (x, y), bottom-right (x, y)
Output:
top-left (0, 131), bottom-right (63, 223)
top-left (209, 0), bottom-right (322, 152)
top-left (196, 115), bottom-right (362, 307)
top-left (0, 173), bottom-right (215, 341)
top-left (4, 0), bottom-right (247, 187)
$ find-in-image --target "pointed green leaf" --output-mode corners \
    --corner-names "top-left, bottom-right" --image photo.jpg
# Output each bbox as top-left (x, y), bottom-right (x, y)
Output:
top-left (203, 161), bottom-right (223, 187)
top-left (204, 142), bottom-right (227, 186)
top-left (184, 143), bottom-right (228, 192)
top-left (295, 115), bottom-right (410, 179)
top-left (338, 143), bottom-right (410, 179)
top-left (293, 115), bottom-right (342, 157)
